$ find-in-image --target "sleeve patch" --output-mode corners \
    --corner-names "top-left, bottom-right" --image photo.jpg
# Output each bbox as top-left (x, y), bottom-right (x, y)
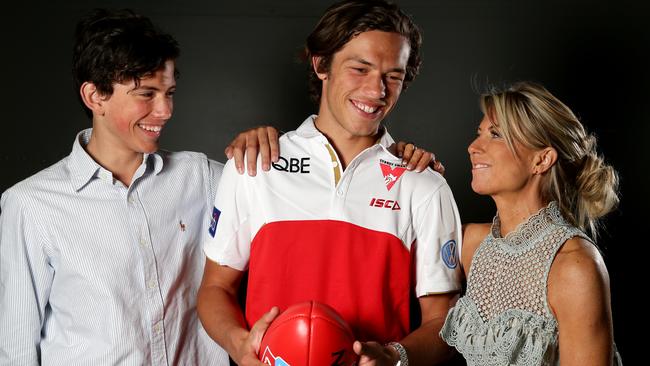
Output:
top-left (441, 240), bottom-right (458, 269)
top-left (208, 206), bottom-right (221, 237)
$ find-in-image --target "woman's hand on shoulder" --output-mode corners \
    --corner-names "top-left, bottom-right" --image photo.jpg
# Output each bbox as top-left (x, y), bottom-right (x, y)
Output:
top-left (548, 237), bottom-right (614, 366)
top-left (460, 223), bottom-right (491, 278)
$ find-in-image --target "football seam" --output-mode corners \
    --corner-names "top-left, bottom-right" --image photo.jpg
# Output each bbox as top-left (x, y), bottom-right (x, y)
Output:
top-left (311, 315), bottom-right (354, 339)
top-left (266, 314), bottom-right (353, 338)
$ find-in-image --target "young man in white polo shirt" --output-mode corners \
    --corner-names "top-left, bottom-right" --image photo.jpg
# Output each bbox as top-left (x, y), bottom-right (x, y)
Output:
top-left (198, 1), bottom-right (461, 365)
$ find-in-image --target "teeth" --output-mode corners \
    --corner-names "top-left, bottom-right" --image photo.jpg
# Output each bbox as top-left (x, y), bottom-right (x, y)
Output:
top-left (139, 124), bottom-right (162, 132)
top-left (474, 164), bottom-right (488, 168)
top-left (353, 101), bottom-right (378, 114)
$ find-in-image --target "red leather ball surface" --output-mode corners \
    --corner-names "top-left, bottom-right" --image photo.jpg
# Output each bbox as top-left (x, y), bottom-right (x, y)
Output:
top-left (259, 301), bottom-right (357, 366)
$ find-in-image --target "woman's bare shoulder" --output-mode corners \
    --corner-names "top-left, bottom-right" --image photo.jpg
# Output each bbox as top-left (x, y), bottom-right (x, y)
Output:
top-left (548, 237), bottom-right (611, 317)
top-left (461, 223), bottom-right (492, 273)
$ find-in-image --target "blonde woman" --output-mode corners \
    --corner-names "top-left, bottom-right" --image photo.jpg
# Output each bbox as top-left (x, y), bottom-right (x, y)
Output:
top-left (440, 82), bottom-right (622, 365)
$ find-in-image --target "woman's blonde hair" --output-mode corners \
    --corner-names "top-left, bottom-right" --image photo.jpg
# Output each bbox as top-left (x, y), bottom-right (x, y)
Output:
top-left (480, 81), bottom-right (619, 238)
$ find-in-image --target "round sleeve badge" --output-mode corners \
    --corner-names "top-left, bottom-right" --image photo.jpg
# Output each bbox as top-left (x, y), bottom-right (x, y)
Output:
top-left (441, 240), bottom-right (458, 269)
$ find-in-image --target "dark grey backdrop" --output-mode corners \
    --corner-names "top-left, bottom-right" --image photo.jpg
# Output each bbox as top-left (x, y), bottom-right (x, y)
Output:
top-left (1, 0), bottom-right (646, 363)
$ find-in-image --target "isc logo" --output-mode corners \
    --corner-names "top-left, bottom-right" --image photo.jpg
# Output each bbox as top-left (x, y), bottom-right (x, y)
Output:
top-left (369, 198), bottom-right (401, 210)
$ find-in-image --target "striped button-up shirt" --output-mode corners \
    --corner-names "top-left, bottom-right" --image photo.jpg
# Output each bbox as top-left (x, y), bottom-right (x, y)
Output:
top-left (0, 129), bottom-right (228, 365)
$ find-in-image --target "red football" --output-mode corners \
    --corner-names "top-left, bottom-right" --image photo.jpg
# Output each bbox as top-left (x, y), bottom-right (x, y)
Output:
top-left (259, 301), bottom-right (357, 366)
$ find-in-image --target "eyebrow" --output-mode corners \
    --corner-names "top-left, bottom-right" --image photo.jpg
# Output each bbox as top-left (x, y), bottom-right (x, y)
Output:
top-left (347, 57), bottom-right (406, 74)
top-left (477, 122), bottom-right (499, 132)
top-left (129, 85), bottom-right (176, 93)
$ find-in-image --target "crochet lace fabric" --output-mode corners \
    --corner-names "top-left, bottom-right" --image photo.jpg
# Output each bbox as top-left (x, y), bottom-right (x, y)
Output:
top-left (472, 202), bottom-right (575, 321)
top-left (441, 202), bottom-right (587, 366)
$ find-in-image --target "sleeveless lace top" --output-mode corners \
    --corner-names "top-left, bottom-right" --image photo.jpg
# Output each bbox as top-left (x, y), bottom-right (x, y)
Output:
top-left (440, 202), bottom-right (621, 365)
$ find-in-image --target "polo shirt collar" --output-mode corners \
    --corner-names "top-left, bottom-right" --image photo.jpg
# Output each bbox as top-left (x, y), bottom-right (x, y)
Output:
top-left (296, 114), bottom-right (395, 149)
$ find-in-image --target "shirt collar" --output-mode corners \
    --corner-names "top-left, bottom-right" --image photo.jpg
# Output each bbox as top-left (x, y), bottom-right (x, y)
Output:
top-left (67, 129), bottom-right (164, 191)
top-left (295, 114), bottom-right (395, 149)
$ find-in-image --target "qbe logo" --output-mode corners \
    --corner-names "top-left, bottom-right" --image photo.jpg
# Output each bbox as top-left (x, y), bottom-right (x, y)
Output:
top-left (272, 156), bottom-right (310, 173)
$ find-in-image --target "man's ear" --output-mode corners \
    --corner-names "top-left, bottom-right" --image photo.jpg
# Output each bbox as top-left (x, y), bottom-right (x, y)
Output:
top-left (533, 147), bottom-right (558, 175)
top-left (312, 56), bottom-right (327, 81)
top-left (80, 82), bottom-right (106, 116)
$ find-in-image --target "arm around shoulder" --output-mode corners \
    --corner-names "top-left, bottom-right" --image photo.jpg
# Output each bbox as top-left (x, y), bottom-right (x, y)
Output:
top-left (548, 237), bottom-right (614, 366)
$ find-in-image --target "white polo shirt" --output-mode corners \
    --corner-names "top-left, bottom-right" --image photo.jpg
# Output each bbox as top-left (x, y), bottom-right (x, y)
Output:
top-left (204, 115), bottom-right (462, 342)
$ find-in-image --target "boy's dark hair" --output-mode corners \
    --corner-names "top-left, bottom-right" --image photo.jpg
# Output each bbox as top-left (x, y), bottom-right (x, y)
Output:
top-left (72, 9), bottom-right (180, 118)
top-left (304, 0), bottom-right (422, 104)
